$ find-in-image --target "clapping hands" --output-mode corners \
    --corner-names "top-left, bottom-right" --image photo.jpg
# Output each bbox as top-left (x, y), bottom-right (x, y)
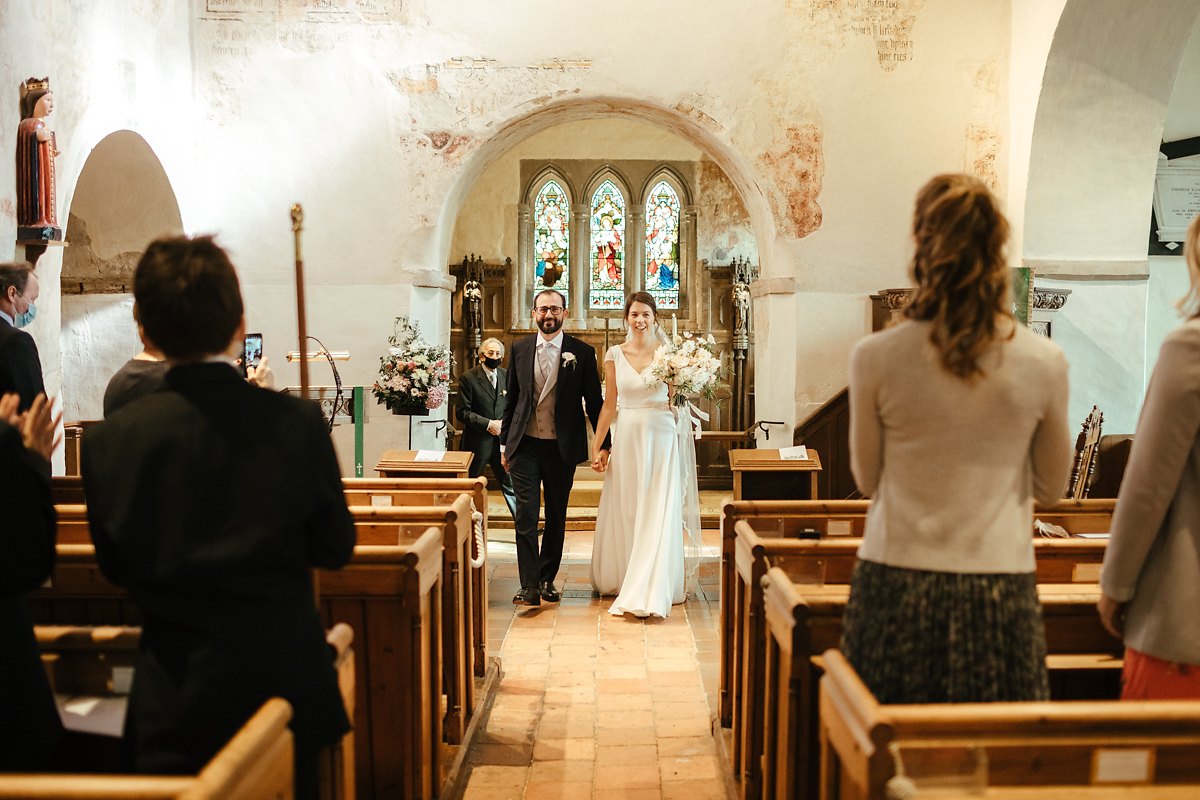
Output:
top-left (0, 393), bottom-right (62, 462)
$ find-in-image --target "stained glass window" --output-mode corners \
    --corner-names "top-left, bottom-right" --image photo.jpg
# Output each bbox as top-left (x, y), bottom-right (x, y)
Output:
top-left (533, 180), bottom-right (570, 300)
top-left (588, 180), bottom-right (626, 309)
top-left (644, 181), bottom-right (681, 309)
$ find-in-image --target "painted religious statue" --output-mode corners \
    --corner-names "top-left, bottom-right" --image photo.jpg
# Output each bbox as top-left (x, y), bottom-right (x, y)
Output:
top-left (17, 77), bottom-right (62, 241)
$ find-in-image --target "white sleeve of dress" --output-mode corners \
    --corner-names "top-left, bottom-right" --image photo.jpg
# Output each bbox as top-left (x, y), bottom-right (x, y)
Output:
top-left (604, 345), bottom-right (619, 364)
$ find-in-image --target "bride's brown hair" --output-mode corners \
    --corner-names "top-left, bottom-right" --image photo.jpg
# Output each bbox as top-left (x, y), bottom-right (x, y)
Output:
top-left (903, 173), bottom-right (1013, 380)
top-left (623, 291), bottom-right (658, 319)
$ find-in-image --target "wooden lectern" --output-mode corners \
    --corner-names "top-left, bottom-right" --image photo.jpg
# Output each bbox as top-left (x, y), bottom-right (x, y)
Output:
top-left (374, 449), bottom-right (474, 479)
top-left (729, 448), bottom-right (823, 500)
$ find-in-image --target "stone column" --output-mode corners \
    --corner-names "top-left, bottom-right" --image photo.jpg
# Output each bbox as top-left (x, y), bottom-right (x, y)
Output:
top-left (750, 276), bottom-right (799, 445)
top-left (627, 207), bottom-right (645, 295)
top-left (570, 203), bottom-right (589, 328)
top-left (406, 270), bottom-right (457, 451)
top-left (514, 204), bottom-right (531, 330)
top-left (681, 205), bottom-right (698, 318)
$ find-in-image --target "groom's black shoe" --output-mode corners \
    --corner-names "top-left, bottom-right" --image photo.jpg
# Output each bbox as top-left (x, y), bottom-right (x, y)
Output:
top-left (513, 587), bottom-right (541, 607)
top-left (538, 581), bottom-right (561, 603)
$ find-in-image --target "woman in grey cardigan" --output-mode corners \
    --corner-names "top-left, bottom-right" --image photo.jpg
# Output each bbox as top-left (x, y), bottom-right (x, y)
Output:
top-left (841, 173), bottom-right (1074, 703)
top-left (1099, 213), bottom-right (1200, 699)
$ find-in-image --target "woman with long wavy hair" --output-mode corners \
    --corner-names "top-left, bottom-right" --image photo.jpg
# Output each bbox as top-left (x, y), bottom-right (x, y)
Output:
top-left (840, 173), bottom-right (1073, 703)
top-left (1098, 213), bottom-right (1200, 699)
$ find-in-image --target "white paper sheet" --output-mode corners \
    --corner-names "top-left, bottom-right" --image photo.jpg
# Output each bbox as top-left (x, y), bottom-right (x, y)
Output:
top-left (414, 450), bottom-right (446, 462)
top-left (778, 445), bottom-right (809, 460)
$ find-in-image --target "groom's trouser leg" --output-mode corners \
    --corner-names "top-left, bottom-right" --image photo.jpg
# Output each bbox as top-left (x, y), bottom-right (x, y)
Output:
top-left (508, 442), bottom-right (544, 590)
top-left (538, 442), bottom-right (573, 586)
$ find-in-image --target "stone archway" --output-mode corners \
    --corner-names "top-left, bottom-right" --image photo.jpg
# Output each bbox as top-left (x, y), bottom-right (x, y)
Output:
top-left (60, 130), bottom-right (183, 421)
top-left (432, 97), bottom-right (776, 280)
top-left (1024, 0), bottom-right (1200, 270)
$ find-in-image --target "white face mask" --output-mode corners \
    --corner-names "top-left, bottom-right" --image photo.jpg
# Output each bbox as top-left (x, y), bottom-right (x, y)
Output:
top-left (7, 289), bottom-right (36, 327)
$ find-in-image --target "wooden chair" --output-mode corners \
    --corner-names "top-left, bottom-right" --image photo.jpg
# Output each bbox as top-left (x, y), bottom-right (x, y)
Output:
top-left (1068, 405), bottom-right (1104, 499)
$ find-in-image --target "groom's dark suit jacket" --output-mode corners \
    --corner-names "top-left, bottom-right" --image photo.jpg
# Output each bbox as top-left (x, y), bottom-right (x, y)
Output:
top-left (501, 333), bottom-right (605, 464)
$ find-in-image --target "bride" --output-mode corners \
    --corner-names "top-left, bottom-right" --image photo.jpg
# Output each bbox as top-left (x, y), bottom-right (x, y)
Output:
top-left (590, 291), bottom-right (700, 618)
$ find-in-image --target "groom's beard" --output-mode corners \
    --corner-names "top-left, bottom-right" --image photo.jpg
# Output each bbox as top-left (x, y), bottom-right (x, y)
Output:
top-left (537, 315), bottom-right (563, 335)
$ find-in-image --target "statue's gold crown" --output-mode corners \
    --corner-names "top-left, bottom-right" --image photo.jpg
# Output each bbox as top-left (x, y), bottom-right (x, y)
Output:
top-left (22, 77), bottom-right (50, 95)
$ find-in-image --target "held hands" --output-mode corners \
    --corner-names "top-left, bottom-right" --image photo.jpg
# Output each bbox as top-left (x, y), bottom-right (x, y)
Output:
top-left (1, 393), bottom-right (62, 462)
top-left (590, 448), bottom-right (610, 473)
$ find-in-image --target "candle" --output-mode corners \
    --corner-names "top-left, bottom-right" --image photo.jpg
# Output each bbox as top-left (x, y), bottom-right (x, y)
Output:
top-left (672, 315), bottom-right (678, 339)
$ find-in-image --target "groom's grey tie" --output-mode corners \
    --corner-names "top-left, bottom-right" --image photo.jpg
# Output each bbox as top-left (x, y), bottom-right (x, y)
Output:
top-left (535, 343), bottom-right (555, 396)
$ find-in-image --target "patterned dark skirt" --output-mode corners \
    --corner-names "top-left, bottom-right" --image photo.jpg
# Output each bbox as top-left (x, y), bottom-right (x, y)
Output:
top-left (840, 559), bottom-right (1049, 704)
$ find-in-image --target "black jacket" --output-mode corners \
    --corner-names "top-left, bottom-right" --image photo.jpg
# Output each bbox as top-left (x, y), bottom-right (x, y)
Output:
top-left (0, 317), bottom-right (44, 412)
top-left (501, 333), bottom-right (605, 465)
top-left (82, 362), bottom-right (355, 773)
top-left (0, 420), bottom-right (61, 770)
top-left (457, 364), bottom-right (507, 465)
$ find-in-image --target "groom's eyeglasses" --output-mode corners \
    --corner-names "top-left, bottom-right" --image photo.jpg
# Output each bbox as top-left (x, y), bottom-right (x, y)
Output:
top-left (534, 306), bottom-right (564, 316)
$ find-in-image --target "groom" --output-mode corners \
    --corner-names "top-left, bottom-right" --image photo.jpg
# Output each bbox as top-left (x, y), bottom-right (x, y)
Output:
top-left (500, 288), bottom-right (606, 606)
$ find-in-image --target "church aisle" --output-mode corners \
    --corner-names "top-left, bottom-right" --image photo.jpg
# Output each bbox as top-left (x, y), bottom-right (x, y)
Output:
top-left (459, 532), bottom-right (726, 800)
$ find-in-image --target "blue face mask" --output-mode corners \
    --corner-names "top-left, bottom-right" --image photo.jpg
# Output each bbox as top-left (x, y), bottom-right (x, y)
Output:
top-left (13, 296), bottom-right (35, 328)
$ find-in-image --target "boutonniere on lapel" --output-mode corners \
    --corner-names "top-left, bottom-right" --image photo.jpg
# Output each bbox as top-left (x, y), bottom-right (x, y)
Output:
top-left (561, 352), bottom-right (577, 371)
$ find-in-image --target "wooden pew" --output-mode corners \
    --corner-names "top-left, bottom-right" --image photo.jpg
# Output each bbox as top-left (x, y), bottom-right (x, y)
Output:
top-left (719, 498), bottom-right (1116, 728)
top-left (318, 530), bottom-right (444, 800)
top-left (0, 700), bottom-right (294, 800)
top-left (53, 476), bottom-right (492, 684)
top-left (348, 498), bottom-right (476, 745)
top-left (29, 527), bottom-right (446, 800)
top-left (31, 623), bottom-right (356, 800)
top-left (760, 568), bottom-right (1124, 800)
top-left (818, 647), bottom-right (1200, 800)
top-left (50, 491), bottom-right (481, 748)
top-left (342, 477), bottom-right (490, 680)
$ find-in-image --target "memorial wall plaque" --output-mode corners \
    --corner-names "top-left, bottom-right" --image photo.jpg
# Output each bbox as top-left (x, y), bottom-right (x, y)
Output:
top-left (1153, 162), bottom-right (1200, 243)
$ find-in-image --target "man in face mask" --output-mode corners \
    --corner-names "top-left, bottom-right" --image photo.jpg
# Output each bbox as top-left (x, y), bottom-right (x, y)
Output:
top-left (0, 263), bottom-right (46, 412)
top-left (456, 337), bottom-right (518, 520)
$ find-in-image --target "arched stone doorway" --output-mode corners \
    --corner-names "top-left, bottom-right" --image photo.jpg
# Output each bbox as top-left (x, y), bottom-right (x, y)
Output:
top-left (1023, 0), bottom-right (1200, 433)
top-left (60, 130), bottom-right (183, 421)
top-left (436, 102), bottom-right (772, 474)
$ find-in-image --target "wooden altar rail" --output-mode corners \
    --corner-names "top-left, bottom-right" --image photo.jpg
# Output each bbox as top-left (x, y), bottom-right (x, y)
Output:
top-left (719, 498), bottom-right (1115, 728)
top-left (757, 568), bottom-right (1123, 800)
top-left (28, 522), bottom-right (452, 800)
top-left (0, 699), bottom-right (294, 800)
top-left (817, 647), bottom-right (1200, 800)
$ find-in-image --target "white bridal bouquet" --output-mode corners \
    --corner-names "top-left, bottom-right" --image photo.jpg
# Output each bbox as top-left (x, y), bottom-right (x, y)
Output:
top-left (644, 331), bottom-right (724, 407)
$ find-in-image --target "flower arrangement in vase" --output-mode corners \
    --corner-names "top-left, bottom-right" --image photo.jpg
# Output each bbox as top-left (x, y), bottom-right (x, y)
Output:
top-left (372, 316), bottom-right (454, 415)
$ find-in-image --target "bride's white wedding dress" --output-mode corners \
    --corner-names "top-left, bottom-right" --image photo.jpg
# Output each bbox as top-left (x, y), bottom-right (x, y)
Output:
top-left (591, 345), bottom-right (686, 617)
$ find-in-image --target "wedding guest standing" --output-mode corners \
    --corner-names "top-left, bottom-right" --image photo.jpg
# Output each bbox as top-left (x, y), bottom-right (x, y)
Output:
top-left (456, 337), bottom-right (518, 520)
top-left (0, 263), bottom-right (45, 412)
top-left (841, 173), bottom-right (1073, 703)
top-left (1099, 213), bottom-right (1200, 699)
top-left (82, 236), bottom-right (354, 798)
top-left (0, 393), bottom-right (62, 771)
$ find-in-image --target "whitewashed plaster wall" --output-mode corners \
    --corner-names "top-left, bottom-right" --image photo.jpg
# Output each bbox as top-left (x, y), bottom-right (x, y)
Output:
top-left (1031, 8), bottom-right (1200, 434)
top-left (1, 1), bottom-right (193, 470)
top-left (21, 2), bottom-right (1178, 469)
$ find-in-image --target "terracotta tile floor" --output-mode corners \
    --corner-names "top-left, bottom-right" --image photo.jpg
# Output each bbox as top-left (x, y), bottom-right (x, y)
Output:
top-left (460, 529), bottom-right (725, 800)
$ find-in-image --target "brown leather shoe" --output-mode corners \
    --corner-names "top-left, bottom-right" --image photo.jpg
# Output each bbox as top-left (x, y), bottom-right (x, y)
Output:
top-left (513, 587), bottom-right (541, 606)
top-left (538, 581), bottom-right (561, 603)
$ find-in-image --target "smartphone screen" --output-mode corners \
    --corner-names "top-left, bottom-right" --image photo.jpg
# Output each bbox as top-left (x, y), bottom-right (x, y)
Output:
top-left (242, 333), bottom-right (263, 377)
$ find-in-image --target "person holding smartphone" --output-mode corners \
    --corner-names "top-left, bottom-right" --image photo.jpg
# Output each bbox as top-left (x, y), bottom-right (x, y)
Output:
top-left (105, 322), bottom-right (273, 417)
top-left (82, 236), bottom-right (353, 799)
